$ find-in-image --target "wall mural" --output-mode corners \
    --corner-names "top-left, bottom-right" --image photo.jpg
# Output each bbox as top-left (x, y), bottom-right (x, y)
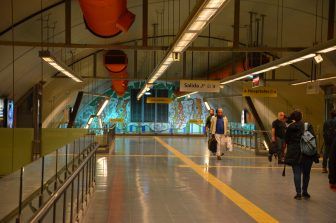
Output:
top-left (75, 81), bottom-right (255, 135)
top-left (75, 81), bottom-right (209, 134)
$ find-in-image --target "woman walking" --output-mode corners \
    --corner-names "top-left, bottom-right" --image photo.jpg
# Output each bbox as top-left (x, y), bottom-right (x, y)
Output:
top-left (285, 110), bottom-right (317, 200)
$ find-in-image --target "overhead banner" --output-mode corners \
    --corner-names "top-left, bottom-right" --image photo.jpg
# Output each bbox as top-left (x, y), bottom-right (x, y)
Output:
top-left (180, 80), bottom-right (220, 93)
top-left (242, 87), bottom-right (277, 97)
top-left (146, 97), bottom-right (172, 104)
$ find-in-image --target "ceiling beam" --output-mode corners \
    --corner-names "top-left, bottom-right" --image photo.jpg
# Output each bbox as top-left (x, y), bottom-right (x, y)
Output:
top-left (53, 75), bottom-right (295, 82)
top-left (0, 40), bottom-right (305, 52)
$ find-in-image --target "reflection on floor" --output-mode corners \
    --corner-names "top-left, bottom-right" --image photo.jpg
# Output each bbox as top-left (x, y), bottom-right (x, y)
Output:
top-left (83, 136), bottom-right (336, 223)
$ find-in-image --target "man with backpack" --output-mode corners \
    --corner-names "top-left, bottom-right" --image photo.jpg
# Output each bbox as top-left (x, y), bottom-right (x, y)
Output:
top-left (324, 109), bottom-right (336, 191)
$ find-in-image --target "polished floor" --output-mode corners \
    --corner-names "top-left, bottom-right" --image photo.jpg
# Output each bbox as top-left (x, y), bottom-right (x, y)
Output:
top-left (83, 136), bottom-right (336, 223)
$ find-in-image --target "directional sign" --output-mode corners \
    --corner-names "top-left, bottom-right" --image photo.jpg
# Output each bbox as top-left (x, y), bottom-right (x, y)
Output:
top-left (180, 80), bottom-right (220, 93)
top-left (146, 97), bottom-right (172, 104)
top-left (242, 87), bottom-right (277, 97)
top-left (110, 118), bottom-right (124, 123)
top-left (189, 119), bottom-right (204, 125)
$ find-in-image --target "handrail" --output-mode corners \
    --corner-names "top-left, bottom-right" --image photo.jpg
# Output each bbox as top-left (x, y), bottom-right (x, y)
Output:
top-left (29, 144), bottom-right (98, 222)
top-left (0, 144), bottom-right (90, 222)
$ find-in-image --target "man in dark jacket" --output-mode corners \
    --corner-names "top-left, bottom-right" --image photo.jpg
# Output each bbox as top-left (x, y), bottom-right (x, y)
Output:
top-left (330, 142), bottom-right (336, 192)
top-left (323, 109), bottom-right (336, 173)
top-left (325, 109), bottom-right (336, 191)
top-left (285, 110), bottom-right (316, 200)
top-left (269, 112), bottom-right (286, 163)
top-left (205, 108), bottom-right (215, 137)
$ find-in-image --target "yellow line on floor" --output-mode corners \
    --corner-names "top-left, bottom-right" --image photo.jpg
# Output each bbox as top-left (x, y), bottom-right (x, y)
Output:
top-left (96, 154), bottom-right (175, 157)
top-left (178, 165), bottom-right (322, 170)
top-left (96, 154), bottom-right (265, 159)
top-left (155, 136), bottom-right (278, 223)
top-left (178, 164), bottom-right (284, 169)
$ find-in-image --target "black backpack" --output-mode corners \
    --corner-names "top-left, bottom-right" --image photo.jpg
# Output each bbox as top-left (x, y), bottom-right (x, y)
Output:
top-left (324, 119), bottom-right (336, 146)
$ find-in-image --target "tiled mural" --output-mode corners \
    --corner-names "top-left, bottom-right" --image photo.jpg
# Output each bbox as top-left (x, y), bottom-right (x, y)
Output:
top-left (75, 81), bottom-right (209, 134)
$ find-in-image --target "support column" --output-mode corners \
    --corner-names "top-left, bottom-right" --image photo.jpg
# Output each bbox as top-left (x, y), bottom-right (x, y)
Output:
top-left (67, 91), bottom-right (84, 128)
top-left (328, 0), bottom-right (336, 40)
top-left (65, 0), bottom-right (71, 45)
top-left (143, 0), bottom-right (148, 47)
top-left (233, 0), bottom-right (240, 48)
top-left (33, 82), bottom-right (43, 159)
top-left (182, 52), bottom-right (187, 79)
top-left (232, 0), bottom-right (240, 76)
top-left (134, 41), bottom-right (138, 79)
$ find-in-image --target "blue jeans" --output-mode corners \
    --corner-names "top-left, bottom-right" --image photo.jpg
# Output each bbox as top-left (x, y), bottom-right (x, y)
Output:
top-left (292, 160), bottom-right (313, 194)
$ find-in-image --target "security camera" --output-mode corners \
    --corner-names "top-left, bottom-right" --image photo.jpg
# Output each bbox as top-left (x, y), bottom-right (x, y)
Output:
top-left (314, 54), bottom-right (323, 64)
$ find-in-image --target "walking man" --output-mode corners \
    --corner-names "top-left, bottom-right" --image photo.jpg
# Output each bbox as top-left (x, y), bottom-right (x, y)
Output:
top-left (210, 108), bottom-right (229, 160)
top-left (269, 112), bottom-right (286, 163)
top-left (323, 109), bottom-right (336, 173)
top-left (205, 108), bottom-right (215, 137)
top-left (323, 109), bottom-right (336, 191)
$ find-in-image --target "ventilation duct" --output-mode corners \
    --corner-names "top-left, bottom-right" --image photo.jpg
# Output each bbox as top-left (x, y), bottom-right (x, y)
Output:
top-left (79, 0), bottom-right (135, 38)
top-left (104, 50), bottom-right (129, 97)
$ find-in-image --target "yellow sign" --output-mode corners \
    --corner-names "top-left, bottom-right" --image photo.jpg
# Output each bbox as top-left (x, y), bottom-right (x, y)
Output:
top-left (189, 119), bottom-right (204, 125)
top-left (110, 118), bottom-right (124, 123)
top-left (146, 97), bottom-right (172, 104)
top-left (242, 87), bottom-right (277, 97)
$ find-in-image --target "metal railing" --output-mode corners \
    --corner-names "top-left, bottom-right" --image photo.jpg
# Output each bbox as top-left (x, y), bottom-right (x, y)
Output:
top-left (230, 129), bottom-right (271, 155)
top-left (0, 135), bottom-right (97, 223)
top-left (88, 126), bottom-right (116, 153)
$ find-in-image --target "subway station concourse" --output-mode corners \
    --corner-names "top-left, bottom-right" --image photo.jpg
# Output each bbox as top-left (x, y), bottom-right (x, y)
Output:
top-left (0, 0), bottom-right (336, 222)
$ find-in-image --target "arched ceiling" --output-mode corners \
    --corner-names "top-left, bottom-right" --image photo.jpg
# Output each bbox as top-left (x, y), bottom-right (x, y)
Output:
top-left (0, 0), bottom-right (335, 126)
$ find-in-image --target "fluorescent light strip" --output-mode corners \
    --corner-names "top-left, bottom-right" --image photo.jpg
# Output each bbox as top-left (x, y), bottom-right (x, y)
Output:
top-left (291, 75), bottom-right (336, 86)
top-left (181, 32), bottom-right (197, 41)
top-left (197, 8), bottom-right (217, 20)
top-left (221, 75), bottom-right (251, 84)
top-left (176, 91), bottom-right (199, 99)
top-left (204, 101), bottom-right (211, 110)
top-left (40, 51), bottom-right (83, 83)
top-left (189, 21), bottom-right (207, 31)
top-left (318, 46), bottom-right (336, 53)
top-left (97, 99), bottom-right (109, 116)
top-left (98, 118), bottom-right (103, 129)
top-left (138, 0), bottom-right (228, 100)
top-left (206, 0), bottom-right (227, 8)
top-left (222, 53), bottom-right (319, 85)
top-left (85, 116), bottom-right (94, 129)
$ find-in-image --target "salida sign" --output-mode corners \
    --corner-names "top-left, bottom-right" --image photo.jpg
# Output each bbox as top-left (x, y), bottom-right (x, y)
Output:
top-left (180, 80), bottom-right (220, 93)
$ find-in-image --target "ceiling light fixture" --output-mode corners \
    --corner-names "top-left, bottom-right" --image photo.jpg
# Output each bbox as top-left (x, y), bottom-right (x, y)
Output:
top-left (98, 118), bottom-right (103, 129)
top-left (137, 0), bottom-right (229, 100)
top-left (39, 50), bottom-right (83, 83)
top-left (96, 99), bottom-right (109, 116)
top-left (204, 101), bottom-right (211, 110)
top-left (85, 115), bottom-right (95, 129)
top-left (291, 75), bottom-right (336, 86)
top-left (176, 91), bottom-right (199, 99)
top-left (220, 38), bottom-right (336, 86)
